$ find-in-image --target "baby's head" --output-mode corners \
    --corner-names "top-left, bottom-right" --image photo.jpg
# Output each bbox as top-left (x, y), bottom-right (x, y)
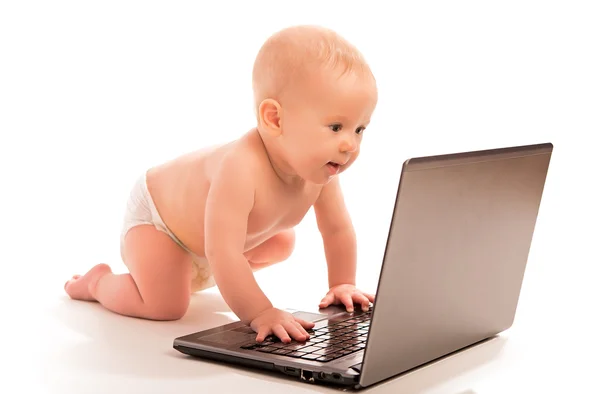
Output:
top-left (252, 25), bottom-right (378, 185)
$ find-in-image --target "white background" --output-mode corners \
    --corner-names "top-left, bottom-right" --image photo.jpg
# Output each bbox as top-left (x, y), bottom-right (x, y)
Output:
top-left (1, 1), bottom-right (599, 393)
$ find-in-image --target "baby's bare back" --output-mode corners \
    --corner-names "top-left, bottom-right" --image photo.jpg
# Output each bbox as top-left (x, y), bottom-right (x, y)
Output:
top-left (146, 129), bottom-right (323, 258)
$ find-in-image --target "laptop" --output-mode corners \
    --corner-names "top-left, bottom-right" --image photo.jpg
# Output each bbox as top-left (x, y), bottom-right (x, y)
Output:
top-left (173, 142), bottom-right (553, 389)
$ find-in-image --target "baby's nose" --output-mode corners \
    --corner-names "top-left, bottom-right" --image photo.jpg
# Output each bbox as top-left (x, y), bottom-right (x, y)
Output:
top-left (340, 138), bottom-right (358, 152)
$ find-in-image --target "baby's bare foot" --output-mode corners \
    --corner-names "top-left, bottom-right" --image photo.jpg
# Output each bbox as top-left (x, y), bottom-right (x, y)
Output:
top-left (65, 263), bottom-right (112, 301)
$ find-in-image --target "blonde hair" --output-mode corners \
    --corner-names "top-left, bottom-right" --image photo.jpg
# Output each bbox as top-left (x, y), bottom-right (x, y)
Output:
top-left (252, 25), bottom-right (375, 114)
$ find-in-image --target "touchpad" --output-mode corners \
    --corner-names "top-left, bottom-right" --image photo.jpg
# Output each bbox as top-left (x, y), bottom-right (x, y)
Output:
top-left (291, 311), bottom-right (329, 322)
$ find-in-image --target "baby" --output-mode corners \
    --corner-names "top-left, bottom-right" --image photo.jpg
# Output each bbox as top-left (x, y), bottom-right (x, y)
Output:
top-left (65, 25), bottom-right (378, 344)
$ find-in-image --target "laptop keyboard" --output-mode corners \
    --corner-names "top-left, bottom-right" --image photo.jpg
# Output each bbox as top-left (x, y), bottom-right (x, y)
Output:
top-left (240, 308), bottom-right (371, 362)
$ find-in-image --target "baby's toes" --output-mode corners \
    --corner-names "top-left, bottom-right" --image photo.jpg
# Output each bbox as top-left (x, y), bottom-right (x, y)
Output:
top-left (65, 277), bottom-right (78, 290)
top-left (64, 275), bottom-right (80, 289)
top-left (64, 276), bottom-right (92, 300)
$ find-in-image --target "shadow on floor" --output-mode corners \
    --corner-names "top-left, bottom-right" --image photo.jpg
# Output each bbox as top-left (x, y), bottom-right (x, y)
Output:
top-left (46, 292), bottom-right (506, 393)
top-left (47, 290), bottom-right (234, 380)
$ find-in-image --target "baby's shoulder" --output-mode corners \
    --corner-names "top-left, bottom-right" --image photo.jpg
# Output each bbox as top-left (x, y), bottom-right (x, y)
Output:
top-left (218, 135), bottom-right (261, 171)
top-left (206, 129), bottom-right (267, 184)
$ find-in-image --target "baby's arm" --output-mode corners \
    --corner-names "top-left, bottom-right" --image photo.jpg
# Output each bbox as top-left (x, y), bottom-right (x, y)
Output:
top-left (204, 154), bottom-right (271, 322)
top-left (314, 177), bottom-right (358, 288)
top-left (314, 177), bottom-right (374, 311)
top-left (204, 152), bottom-right (313, 342)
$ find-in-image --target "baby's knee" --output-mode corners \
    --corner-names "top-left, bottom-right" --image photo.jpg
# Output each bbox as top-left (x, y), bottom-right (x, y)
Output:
top-left (146, 294), bottom-right (190, 321)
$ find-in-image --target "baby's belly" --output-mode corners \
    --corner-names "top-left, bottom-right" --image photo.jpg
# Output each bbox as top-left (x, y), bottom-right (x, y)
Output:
top-left (148, 167), bottom-right (296, 256)
top-left (171, 222), bottom-right (287, 257)
top-left (243, 230), bottom-right (286, 251)
top-left (158, 207), bottom-right (289, 258)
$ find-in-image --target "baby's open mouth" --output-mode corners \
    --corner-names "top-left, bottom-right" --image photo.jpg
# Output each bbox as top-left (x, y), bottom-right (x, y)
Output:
top-left (327, 162), bottom-right (340, 175)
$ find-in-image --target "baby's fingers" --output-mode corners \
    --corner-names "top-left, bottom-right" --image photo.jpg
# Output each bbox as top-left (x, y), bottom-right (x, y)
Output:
top-left (294, 317), bottom-right (315, 330)
top-left (255, 326), bottom-right (271, 342)
top-left (364, 292), bottom-right (375, 303)
top-left (272, 324), bottom-right (292, 343)
top-left (355, 293), bottom-right (371, 311)
top-left (319, 293), bottom-right (335, 308)
top-left (293, 321), bottom-right (311, 340)
top-left (283, 321), bottom-right (308, 342)
top-left (341, 293), bottom-right (355, 312)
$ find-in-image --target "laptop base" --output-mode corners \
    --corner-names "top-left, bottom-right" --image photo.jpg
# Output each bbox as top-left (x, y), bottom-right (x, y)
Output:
top-left (173, 344), bottom-right (361, 387)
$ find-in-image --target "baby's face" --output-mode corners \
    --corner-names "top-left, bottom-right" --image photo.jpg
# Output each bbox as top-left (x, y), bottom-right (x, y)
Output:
top-left (280, 69), bottom-right (377, 185)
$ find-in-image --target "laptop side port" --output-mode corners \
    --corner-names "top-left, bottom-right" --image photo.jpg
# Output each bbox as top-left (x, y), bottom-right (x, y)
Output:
top-left (300, 369), bottom-right (315, 382)
top-left (284, 366), bottom-right (297, 374)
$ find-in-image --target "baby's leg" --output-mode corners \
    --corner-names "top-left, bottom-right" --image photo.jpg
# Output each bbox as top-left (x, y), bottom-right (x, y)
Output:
top-left (246, 229), bottom-right (295, 272)
top-left (65, 225), bottom-right (193, 320)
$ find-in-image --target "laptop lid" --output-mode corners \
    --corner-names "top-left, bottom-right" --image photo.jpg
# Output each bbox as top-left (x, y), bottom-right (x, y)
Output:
top-left (358, 143), bottom-right (552, 388)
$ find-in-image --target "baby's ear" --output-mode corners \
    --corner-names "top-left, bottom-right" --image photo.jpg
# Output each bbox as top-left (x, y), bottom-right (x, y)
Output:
top-left (258, 98), bottom-right (282, 137)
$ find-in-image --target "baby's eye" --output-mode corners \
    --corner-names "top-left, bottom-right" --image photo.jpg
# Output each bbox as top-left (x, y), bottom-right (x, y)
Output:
top-left (329, 124), bottom-right (342, 132)
top-left (356, 127), bottom-right (365, 134)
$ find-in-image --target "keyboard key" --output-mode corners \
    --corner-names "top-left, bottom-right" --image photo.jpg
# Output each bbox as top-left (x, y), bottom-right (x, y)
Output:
top-left (318, 339), bottom-right (336, 346)
top-left (286, 351), bottom-right (308, 358)
top-left (256, 346), bottom-right (278, 353)
top-left (300, 353), bottom-right (321, 360)
top-left (282, 343), bottom-right (308, 350)
top-left (331, 350), bottom-right (351, 358)
top-left (272, 348), bottom-right (294, 355)
top-left (298, 346), bottom-right (322, 353)
top-left (311, 348), bottom-right (336, 356)
top-left (316, 355), bottom-right (334, 362)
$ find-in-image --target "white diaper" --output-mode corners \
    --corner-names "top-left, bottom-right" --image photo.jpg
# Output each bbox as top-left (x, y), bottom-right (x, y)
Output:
top-left (120, 172), bottom-right (215, 292)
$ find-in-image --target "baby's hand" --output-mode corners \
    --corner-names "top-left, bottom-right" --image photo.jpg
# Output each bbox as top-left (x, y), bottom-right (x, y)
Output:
top-left (250, 307), bottom-right (315, 343)
top-left (319, 284), bottom-right (375, 313)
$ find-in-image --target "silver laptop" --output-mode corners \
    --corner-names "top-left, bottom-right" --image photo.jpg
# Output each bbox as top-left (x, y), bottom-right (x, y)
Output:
top-left (173, 142), bottom-right (553, 389)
